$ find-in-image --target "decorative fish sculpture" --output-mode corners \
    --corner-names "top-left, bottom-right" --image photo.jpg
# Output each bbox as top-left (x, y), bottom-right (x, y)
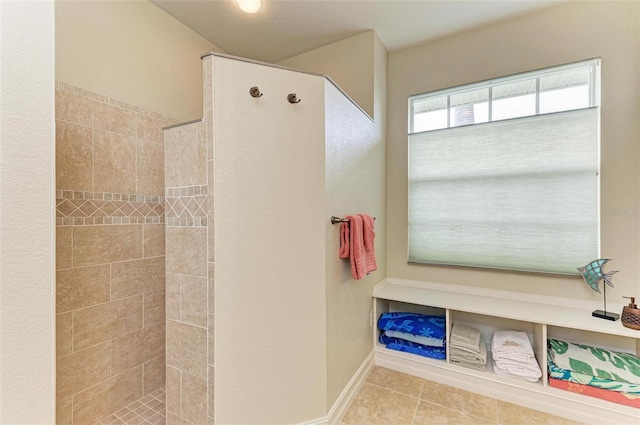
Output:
top-left (577, 259), bottom-right (618, 294)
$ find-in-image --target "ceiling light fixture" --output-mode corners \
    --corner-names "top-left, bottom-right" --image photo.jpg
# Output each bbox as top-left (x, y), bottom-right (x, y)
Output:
top-left (235, 0), bottom-right (262, 14)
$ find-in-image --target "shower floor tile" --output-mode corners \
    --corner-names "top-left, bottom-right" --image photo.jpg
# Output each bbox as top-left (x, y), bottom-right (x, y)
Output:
top-left (95, 387), bottom-right (166, 425)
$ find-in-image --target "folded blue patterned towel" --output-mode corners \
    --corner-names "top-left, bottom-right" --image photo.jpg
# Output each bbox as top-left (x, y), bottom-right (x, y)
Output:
top-left (377, 312), bottom-right (446, 340)
top-left (379, 334), bottom-right (446, 360)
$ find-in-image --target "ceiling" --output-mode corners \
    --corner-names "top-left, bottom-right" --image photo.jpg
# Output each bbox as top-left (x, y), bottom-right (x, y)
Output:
top-left (151, 0), bottom-right (563, 63)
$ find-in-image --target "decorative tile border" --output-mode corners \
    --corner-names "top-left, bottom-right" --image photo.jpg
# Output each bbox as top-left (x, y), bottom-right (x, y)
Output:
top-left (56, 190), bottom-right (164, 227)
top-left (165, 185), bottom-right (208, 227)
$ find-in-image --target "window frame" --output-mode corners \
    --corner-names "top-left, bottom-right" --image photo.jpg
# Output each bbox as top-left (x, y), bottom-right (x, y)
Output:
top-left (409, 58), bottom-right (599, 134)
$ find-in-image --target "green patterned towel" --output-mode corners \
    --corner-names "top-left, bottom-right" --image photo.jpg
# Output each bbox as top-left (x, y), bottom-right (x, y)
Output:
top-left (548, 338), bottom-right (640, 385)
top-left (548, 348), bottom-right (640, 394)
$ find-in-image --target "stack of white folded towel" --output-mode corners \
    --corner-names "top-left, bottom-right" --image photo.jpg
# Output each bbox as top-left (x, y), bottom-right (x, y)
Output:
top-left (450, 323), bottom-right (487, 371)
top-left (491, 330), bottom-right (542, 382)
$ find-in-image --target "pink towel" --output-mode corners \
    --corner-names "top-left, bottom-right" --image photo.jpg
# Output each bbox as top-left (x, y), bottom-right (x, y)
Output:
top-left (339, 214), bottom-right (377, 280)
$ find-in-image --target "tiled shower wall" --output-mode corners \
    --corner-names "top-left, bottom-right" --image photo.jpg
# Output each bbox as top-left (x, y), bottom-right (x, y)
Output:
top-left (164, 123), bottom-right (213, 425)
top-left (164, 55), bottom-right (213, 425)
top-left (55, 82), bottom-right (176, 424)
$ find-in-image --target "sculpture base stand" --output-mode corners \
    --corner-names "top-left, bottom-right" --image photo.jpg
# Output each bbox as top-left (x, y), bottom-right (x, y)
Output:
top-left (592, 281), bottom-right (619, 321)
top-left (592, 310), bottom-right (620, 321)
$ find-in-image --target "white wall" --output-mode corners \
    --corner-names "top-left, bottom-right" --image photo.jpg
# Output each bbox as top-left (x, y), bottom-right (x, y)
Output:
top-left (213, 57), bottom-right (328, 424)
top-left (56, 0), bottom-right (222, 120)
top-left (279, 31), bottom-right (376, 119)
top-left (0, 1), bottom-right (56, 423)
top-left (324, 34), bottom-right (387, 408)
top-left (387, 1), bottom-right (640, 301)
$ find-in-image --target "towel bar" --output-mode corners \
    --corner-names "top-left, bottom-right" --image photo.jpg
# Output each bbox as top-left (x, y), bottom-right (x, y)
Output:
top-left (331, 215), bottom-right (376, 225)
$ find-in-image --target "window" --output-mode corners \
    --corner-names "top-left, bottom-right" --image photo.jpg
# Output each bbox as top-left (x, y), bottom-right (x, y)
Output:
top-left (408, 59), bottom-right (600, 274)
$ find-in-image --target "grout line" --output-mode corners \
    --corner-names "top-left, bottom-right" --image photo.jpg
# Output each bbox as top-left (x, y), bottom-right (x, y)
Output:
top-left (165, 317), bottom-right (208, 332)
top-left (71, 309), bottom-right (75, 354)
top-left (109, 263), bottom-right (113, 302)
top-left (55, 117), bottom-right (94, 130)
top-left (109, 340), bottom-right (113, 379)
top-left (71, 226), bottom-right (74, 269)
top-left (365, 381), bottom-right (422, 400)
top-left (91, 124), bottom-right (95, 193)
top-left (409, 396), bottom-right (420, 425)
top-left (178, 275), bottom-right (182, 322)
top-left (134, 114), bottom-right (139, 197)
top-left (90, 90), bottom-right (94, 130)
top-left (410, 380), bottom-right (425, 424)
top-left (64, 293), bottom-right (142, 315)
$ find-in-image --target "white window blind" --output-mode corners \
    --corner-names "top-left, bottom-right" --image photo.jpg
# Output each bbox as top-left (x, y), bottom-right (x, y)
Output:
top-left (408, 107), bottom-right (599, 274)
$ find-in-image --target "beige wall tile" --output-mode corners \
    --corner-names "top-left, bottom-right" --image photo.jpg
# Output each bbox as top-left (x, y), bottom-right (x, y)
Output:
top-left (166, 365), bottom-right (181, 416)
top-left (208, 365), bottom-right (215, 419)
top-left (111, 256), bottom-right (165, 299)
top-left (111, 323), bottom-right (165, 375)
top-left (165, 123), bottom-right (206, 187)
top-left (137, 138), bottom-right (164, 195)
top-left (57, 312), bottom-right (73, 358)
top-left (94, 129), bottom-right (136, 194)
top-left (137, 114), bottom-right (164, 143)
top-left (421, 380), bottom-right (498, 423)
top-left (182, 372), bottom-right (207, 425)
top-left (56, 342), bottom-right (110, 401)
top-left (73, 365), bottom-right (142, 425)
top-left (94, 100), bottom-right (136, 137)
top-left (56, 397), bottom-right (73, 425)
top-left (181, 275), bottom-right (207, 327)
top-left (166, 273), bottom-right (181, 321)
top-left (56, 120), bottom-right (93, 191)
top-left (166, 319), bottom-right (207, 378)
top-left (73, 296), bottom-right (143, 350)
top-left (496, 400), bottom-right (583, 425)
top-left (366, 366), bottom-right (424, 399)
top-left (73, 225), bottom-right (143, 267)
top-left (144, 224), bottom-right (165, 258)
top-left (57, 226), bottom-right (73, 270)
top-left (342, 383), bottom-right (418, 425)
top-left (57, 264), bottom-right (110, 313)
top-left (144, 289), bottom-right (165, 328)
top-left (166, 226), bottom-right (207, 277)
top-left (208, 262), bottom-right (215, 315)
top-left (143, 355), bottom-right (166, 396)
top-left (56, 88), bottom-right (93, 127)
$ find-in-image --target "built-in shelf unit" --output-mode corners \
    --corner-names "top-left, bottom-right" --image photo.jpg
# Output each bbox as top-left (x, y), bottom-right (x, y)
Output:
top-left (372, 278), bottom-right (640, 425)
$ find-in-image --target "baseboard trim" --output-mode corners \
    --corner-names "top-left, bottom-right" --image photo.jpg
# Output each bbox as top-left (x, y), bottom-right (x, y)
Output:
top-left (300, 350), bottom-right (375, 425)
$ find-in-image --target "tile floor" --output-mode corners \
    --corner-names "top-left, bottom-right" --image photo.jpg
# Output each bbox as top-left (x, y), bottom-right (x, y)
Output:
top-left (94, 368), bottom-right (582, 425)
top-left (341, 366), bottom-right (584, 425)
top-left (95, 388), bottom-right (166, 425)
